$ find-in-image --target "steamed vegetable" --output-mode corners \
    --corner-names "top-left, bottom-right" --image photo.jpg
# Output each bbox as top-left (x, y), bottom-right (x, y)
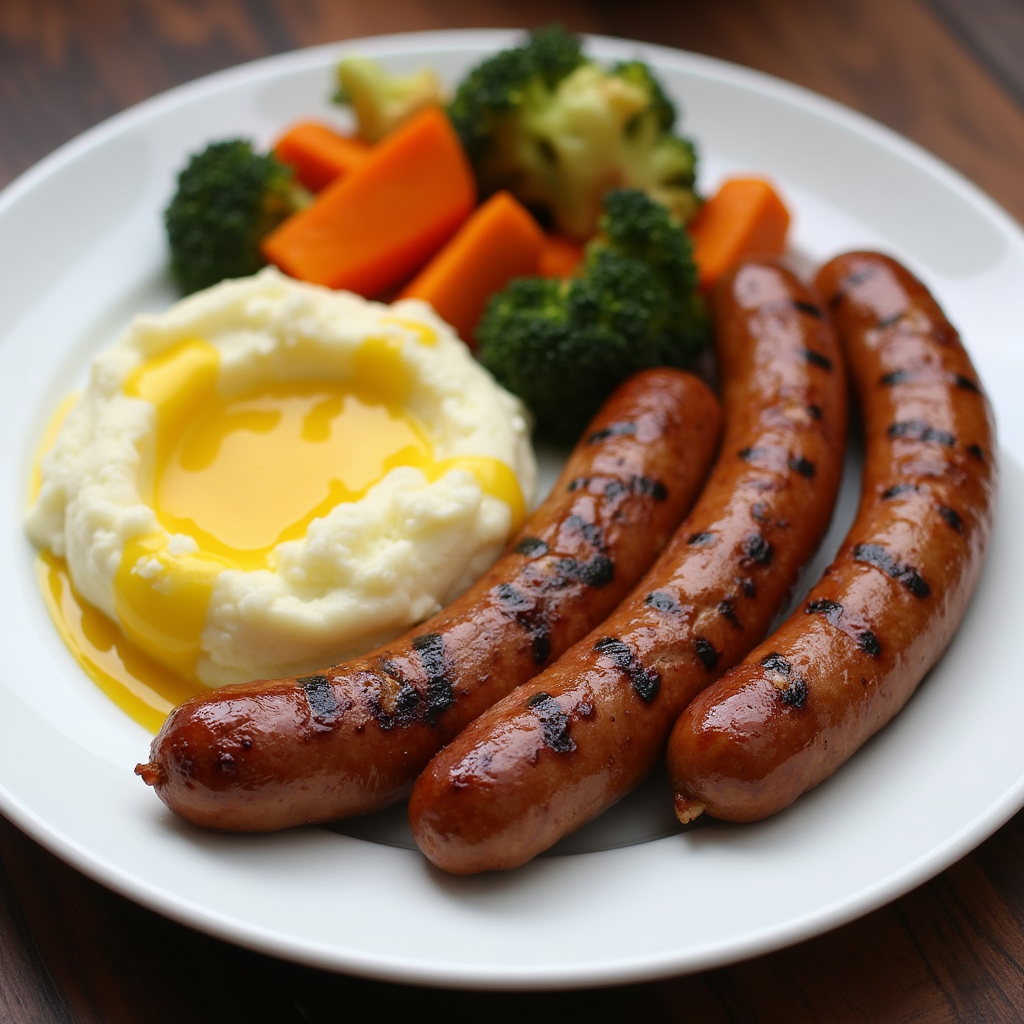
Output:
top-left (477, 188), bottom-right (707, 443)
top-left (261, 106), bottom-right (476, 296)
top-left (334, 56), bottom-right (446, 142)
top-left (447, 26), bottom-right (701, 241)
top-left (400, 191), bottom-right (543, 343)
top-left (164, 139), bottom-right (310, 295)
top-left (273, 121), bottom-right (371, 192)
top-left (537, 233), bottom-right (584, 278)
top-left (689, 177), bottom-right (791, 290)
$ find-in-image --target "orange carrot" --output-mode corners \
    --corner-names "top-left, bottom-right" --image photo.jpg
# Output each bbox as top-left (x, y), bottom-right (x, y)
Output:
top-left (688, 178), bottom-right (791, 291)
top-left (400, 191), bottom-right (543, 343)
top-left (537, 233), bottom-right (585, 279)
top-left (273, 121), bottom-right (371, 192)
top-left (262, 106), bottom-right (476, 297)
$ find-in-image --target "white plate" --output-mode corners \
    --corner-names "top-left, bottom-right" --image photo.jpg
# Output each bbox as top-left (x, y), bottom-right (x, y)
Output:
top-left (1, 29), bottom-right (1023, 990)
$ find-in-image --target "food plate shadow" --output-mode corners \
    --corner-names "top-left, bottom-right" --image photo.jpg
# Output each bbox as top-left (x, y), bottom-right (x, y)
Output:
top-left (326, 766), bottom-right (693, 855)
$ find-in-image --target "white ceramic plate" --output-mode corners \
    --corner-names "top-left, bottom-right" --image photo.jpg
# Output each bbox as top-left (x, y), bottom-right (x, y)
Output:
top-left (1, 30), bottom-right (1023, 990)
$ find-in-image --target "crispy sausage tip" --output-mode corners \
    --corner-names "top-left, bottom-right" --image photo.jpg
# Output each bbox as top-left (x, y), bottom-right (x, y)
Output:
top-left (674, 796), bottom-right (706, 824)
top-left (134, 762), bottom-right (162, 787)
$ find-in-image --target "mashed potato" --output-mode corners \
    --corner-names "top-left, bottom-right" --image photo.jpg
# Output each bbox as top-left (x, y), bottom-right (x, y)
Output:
top-left (27, 269), bottom-right (535, 686)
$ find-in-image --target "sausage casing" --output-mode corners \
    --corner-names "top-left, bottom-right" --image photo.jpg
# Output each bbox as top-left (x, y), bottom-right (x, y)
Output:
top-left (668, 251), bottom-right (998, 823)
top-left (410, 258), bottom-right (848, 873)
top-left (136, 367), bottom-right (721, 830)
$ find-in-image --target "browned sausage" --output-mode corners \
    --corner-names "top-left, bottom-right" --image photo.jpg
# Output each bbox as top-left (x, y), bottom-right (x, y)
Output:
top-left (135, 367), bottom-right (721, 830)
top-left (409, 257), bottom-right (848, 873)
top-left (667, 251), bottom-right (997, 824)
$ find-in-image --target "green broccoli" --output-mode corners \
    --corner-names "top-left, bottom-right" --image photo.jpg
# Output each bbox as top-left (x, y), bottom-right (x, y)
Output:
top-left (164, 139), bottom-right (310, 295)
top-left (448, 26), bottom-right (701, 240)
top-left (333, 56), bottom-right (446, 142)
top-left (477, 188), bottom-right (707, 444)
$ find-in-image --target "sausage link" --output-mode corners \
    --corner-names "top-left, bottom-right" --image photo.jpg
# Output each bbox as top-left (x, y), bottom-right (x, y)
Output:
top-left (136, 367), bottom-right (721, 830)
top-left (667, 251), bottom-right (998, 823)
top-left (409, 258), bottom-right (848, 873)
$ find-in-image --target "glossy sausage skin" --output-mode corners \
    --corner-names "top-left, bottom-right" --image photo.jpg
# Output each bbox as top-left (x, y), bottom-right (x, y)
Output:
top-left (136, 367), bottom-right (721, 830)
top-left (410, 258), bottom-right (848, 873)
top-left (668, 252), bottom-right (998, 823)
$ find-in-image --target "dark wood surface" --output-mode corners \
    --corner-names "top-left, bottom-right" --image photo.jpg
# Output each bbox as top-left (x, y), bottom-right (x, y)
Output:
top-left (3, 1), bottom-right (1024, 1020)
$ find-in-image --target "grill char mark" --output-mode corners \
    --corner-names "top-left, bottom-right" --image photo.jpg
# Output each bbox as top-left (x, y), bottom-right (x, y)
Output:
top-left (804, 599), bottom-right (882, 659)
top-left (854, 543), bottom-right (930, 598)
top-left (937, 505), bottom-right (964, 533)
top-left (412, 633), bottom-right (455, 718)
top-left (759, 653), bottom-right (808, 707)
top-left (514, 536), bottom-right (548, 557)
top-left (888, 420), bottom-right (956, 446)
top-left (804, 349), bottom-right (833, 371)
top-left (789, 456), bottom-right (816, 478)
top-left (694, 637), bottom-right (720, 671)
top-left (587, 421), bottom-right (636, 444)
top-left (494, 583), bottom-right (552, 664)
top-left (743, 533), bottom-right (773, 566)
top-left (526, 692), bottom-right (575, 753)
top-left (300, 674), bottom-right (337, 721)
top-left (567, 474), bottom-right (667, 501)
top-left (646, 590), bottom-right (682, 614)
top-left (593, 636), bottom-right (660, 703)
top-left (881, 483), bottom-right (918, 500)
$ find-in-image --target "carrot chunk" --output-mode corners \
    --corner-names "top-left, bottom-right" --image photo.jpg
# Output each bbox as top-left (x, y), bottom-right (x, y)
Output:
top-left (261, 106), bottom-right (476, 297)
top-left (688, 178), bottom-right (791, 291)
top-left (400, 191), bottom-right (543, 343)
top-left (273, 121), bottom-right (371, 192)
top-left (537, 233), bottom-right (585, 279)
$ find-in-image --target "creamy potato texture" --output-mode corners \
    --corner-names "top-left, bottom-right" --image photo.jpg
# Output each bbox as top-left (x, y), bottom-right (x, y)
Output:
top-left (27, 269), bottom-right (535, 687)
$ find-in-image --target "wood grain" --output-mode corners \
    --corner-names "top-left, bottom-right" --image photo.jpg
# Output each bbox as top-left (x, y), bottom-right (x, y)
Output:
top-left (927, 0), bottom-right (1024, 110)
top-left (2, 0), bottom-right (1024, 1020)
top-left (3, 0), bottom-right (1024, 222)
top-left (4, 807), bottom-right (1024, 1022)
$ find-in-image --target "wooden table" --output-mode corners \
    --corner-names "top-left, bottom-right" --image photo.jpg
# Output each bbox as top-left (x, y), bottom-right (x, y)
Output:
top-left (2, 2), bottom-right (1023, 1019)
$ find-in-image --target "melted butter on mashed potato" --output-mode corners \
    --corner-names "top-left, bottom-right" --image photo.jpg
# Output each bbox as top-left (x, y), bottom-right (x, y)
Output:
top-left (27, 269), bottom-right (536, 687)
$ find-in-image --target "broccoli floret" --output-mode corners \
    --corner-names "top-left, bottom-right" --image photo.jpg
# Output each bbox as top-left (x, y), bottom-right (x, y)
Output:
top-left (448, 27), bottom-right (701, 240)
top-left (611, 60), bottom-right (676, 133)
top-left (164, 139), bottom-right (310, 295)
top-left (477, 189), bottom-right (707, 444)
top-left (447, 26), bottom-right (587, 163)
top-left (334, 56), bottom-right (446, 142)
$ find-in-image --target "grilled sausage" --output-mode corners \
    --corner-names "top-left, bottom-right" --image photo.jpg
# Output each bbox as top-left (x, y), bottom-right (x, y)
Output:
top-left (668, 251), bottom-right (997, 824)
top-left (135, 367), bottom-right (721, 830)
top-left (409, 257), bottom-right (848, 873)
